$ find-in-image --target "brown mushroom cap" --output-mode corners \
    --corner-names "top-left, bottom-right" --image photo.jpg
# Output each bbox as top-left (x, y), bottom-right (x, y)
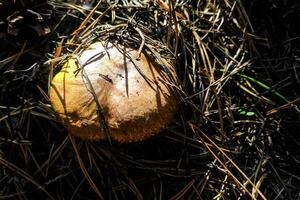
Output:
top-left (49, 42), bottom-right (178, 143)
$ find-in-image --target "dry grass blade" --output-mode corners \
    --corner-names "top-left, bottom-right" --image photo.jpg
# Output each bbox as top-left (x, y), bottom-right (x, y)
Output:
top-left (169, 178), bottom-right (195, 200)
top-left (69, 0), bottom-right (103, 43)
top-left (0, 157), bottom-right (55, 200)
top-left (189, 122), bottom-right (267, 200)
top-left (69, 135), bottom-right (105, 200)
top-left (33, 136), bottom-right (70, 176)
top-left (267, 96), bottom-right (300, 116)
top-left (252, 173), bottom-right (267, 199)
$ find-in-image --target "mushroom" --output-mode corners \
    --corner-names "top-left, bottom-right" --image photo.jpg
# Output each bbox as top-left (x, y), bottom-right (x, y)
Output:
top-left (49, 42), bottom-right (178, 143)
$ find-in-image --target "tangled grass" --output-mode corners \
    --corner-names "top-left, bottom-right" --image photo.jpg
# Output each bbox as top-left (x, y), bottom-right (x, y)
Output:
top-left (1, 0), bottom-right (300, 199)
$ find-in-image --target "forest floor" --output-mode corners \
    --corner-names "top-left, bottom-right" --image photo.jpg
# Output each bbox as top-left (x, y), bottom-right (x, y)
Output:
top-left (0, 0), bottom-right (300, 199)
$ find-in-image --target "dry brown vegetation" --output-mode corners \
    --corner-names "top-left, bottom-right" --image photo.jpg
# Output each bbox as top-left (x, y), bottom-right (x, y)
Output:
top-left (1, 0), bottom-right (300, 199)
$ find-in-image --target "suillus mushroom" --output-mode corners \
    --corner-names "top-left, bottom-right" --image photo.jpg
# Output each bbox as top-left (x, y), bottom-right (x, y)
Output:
top-left (49, 42), bottom-right (178, 143)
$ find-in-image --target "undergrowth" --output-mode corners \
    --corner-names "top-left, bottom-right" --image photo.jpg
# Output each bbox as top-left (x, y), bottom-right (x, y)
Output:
top-left (0, 0), bottom-right (299, 199)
